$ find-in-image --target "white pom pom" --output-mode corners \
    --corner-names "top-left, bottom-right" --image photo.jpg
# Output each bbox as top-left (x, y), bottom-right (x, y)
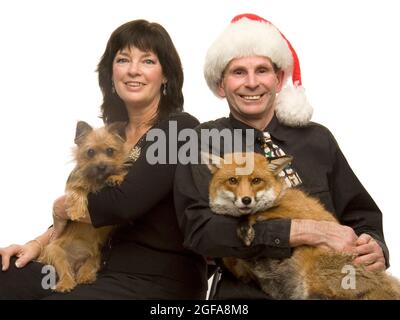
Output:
top-left (275, 85), bottom-right (313, 127)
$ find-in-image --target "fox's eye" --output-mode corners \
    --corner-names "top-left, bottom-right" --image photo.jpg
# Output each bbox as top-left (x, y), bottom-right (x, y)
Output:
top-left (228, 177), bottom-right (238, 185)
top-left (87, 149), bottom-right (95, 158)
top-left (252, 178), bottom-right (262, 185)
top-left (106, 148), bottom-right (115, 157)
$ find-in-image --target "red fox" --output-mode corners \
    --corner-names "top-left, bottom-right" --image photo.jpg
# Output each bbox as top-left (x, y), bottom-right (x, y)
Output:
top-left (205, 152), bottom-right (400, 299)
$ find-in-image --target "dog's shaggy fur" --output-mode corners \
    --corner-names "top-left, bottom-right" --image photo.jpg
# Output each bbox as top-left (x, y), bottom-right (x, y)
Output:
top-left (38, 121), bottom-right (130, 292)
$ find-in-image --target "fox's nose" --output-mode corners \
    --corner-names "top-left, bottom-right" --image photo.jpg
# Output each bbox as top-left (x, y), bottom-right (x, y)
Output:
top-left (241, 197), bottom-right (252, 205)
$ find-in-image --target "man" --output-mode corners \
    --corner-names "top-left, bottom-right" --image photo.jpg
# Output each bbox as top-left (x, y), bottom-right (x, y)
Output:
top-left (174, 13), bottom-right (387, 299)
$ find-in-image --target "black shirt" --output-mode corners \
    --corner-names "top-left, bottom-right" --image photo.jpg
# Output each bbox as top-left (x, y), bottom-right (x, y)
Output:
top-left (87, 112), bottom-right (207, 298)
top-left (174, 113), bottom-right (388, 299)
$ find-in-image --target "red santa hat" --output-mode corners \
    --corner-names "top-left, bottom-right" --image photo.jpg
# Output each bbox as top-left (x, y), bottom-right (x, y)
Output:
top-left (204, 13), bottom-right (313, 127)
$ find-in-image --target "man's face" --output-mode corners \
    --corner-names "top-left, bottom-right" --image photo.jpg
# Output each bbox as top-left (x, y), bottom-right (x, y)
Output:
top-left (217, 55), bottom-right (284, 122)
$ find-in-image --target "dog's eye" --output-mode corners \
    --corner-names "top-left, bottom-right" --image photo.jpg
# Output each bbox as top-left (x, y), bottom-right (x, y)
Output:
top-left (252, 178), bottom-right (262, 185)
top-left (228, 177), bottom-right (238, 185)
top-left (106, 148), bottom-right (115, 157)
top-left (87, 149), bottom-right (95, 158)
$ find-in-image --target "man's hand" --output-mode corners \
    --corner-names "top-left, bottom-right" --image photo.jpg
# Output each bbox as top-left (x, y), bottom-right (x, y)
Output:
top-left (290, 219), bottom-right (358, 254)
top-left (316, 221), bottom-right (359, 254)
top-left (353, 233), bottom-right (386, 271)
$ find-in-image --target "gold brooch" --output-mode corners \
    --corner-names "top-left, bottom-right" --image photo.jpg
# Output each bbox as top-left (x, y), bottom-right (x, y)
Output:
top-left (128, 146), bottom-right (141, 163)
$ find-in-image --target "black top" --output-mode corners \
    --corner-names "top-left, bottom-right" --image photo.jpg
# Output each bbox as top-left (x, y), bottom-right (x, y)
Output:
top-left (174, 113), bottom-right (389, 299)
top-left (87, 112), bottom-right (207, 298)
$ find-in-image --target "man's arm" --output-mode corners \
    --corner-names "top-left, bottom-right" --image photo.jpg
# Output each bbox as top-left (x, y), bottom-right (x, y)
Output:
top-left (290, 219), bottom-right (386, 271)
top-left (326, 130), bottom-right (388, 269)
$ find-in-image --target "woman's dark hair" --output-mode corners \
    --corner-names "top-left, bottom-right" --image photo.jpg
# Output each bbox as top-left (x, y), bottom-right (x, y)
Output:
top-left (97, 20), bottom-right (184, 124)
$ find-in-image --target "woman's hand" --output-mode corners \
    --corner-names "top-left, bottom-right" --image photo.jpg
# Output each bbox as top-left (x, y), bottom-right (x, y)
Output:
top-left (0, 241), bottom-right (42, 271)
top-left (51, 194), bottom-right (93, 241)
top-left (52, 195), bottom-right (69, 240)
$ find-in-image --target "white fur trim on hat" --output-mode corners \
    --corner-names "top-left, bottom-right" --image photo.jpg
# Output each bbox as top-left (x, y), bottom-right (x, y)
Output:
top-left (204, 14), bottom-right (313, 127)
top-left (204, 18), bottom-right (293, 96)
top-left (275, 84), bottom-right (313, 126)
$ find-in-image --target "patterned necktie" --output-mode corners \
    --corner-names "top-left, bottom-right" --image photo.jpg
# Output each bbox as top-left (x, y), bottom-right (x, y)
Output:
top-left (262, 132), bottom-right (302, 188)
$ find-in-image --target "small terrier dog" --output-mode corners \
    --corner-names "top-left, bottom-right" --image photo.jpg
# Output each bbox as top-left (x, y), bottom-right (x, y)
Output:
top-left (205, 152), bottom-right (400, 299)
top-left (38, 121), bottom-right (130, 292)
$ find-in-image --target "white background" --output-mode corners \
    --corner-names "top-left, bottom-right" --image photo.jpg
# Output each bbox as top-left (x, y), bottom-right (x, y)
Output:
top-left (0, 0), bottom-right (399, 280)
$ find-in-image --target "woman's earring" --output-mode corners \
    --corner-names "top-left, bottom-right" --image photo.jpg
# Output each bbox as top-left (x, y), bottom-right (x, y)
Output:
top-left (112, 80), bottom-right (116, 94)
top-left (162, 83), bottom-right (167, 96)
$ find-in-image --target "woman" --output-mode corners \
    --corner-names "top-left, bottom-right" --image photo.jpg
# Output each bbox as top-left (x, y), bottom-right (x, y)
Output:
top-left (0, 19), bottom-right (206, 299)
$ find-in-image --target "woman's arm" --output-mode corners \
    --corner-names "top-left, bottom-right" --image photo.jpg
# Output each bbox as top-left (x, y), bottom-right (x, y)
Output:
top-left (87, 113), bottom-right (200, 227)
top-left (51, 195), bottom-right (92, 240)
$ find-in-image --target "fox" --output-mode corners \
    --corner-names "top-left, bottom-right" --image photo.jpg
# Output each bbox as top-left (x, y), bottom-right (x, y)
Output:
top-left (204, 152), bottom-right (400, 299)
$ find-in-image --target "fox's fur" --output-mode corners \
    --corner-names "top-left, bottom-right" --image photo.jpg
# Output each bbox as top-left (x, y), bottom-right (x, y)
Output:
top-left (205, 152), bottom-right (400, 299)
top-left (38, 121), bottom-right (130, 292)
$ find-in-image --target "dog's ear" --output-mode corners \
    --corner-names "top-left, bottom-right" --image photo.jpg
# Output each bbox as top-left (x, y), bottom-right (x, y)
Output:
top-left (107, 121), bottom-right (127, 142)
top-left (74, 121), bottom-right (93, 145)
top-left (268, 156), bottom-right (293, 176)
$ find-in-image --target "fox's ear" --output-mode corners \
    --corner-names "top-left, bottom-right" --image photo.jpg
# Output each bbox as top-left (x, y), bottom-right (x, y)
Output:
top-left (107, 121), bottom-right (127, 142)
top-left (268, 156), bottom-right (293, 175)
top-left (74, 121), bottom-right (93, 145)
top-left (201, 152), bottom-right (224, 174)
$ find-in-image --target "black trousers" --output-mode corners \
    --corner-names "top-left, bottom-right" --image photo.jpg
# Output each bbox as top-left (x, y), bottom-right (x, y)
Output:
top-left (212, 269), bottom-right (271, 300)
top-left (0, 257), bottom-right (204, 300)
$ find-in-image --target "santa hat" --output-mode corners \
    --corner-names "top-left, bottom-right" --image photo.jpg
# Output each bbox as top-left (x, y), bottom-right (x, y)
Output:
top-left (204, 13), bottom-right (313, 127)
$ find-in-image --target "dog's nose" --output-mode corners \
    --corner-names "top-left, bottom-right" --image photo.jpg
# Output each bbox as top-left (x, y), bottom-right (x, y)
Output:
top-left (97, 165), bottom-right (107, 172)
top-left (241, 197), bottom-right (252, 205)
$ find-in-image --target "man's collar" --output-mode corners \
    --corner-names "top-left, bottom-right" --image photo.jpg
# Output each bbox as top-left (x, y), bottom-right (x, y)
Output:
top-left (228, 113), bottom-right (288, 142)
top-left (228, 113), bottom-right (256, 131)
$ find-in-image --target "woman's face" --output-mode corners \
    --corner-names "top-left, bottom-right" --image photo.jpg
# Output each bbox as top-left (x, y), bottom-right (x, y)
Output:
top-left (112, 46), bottom-right (165, 110)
